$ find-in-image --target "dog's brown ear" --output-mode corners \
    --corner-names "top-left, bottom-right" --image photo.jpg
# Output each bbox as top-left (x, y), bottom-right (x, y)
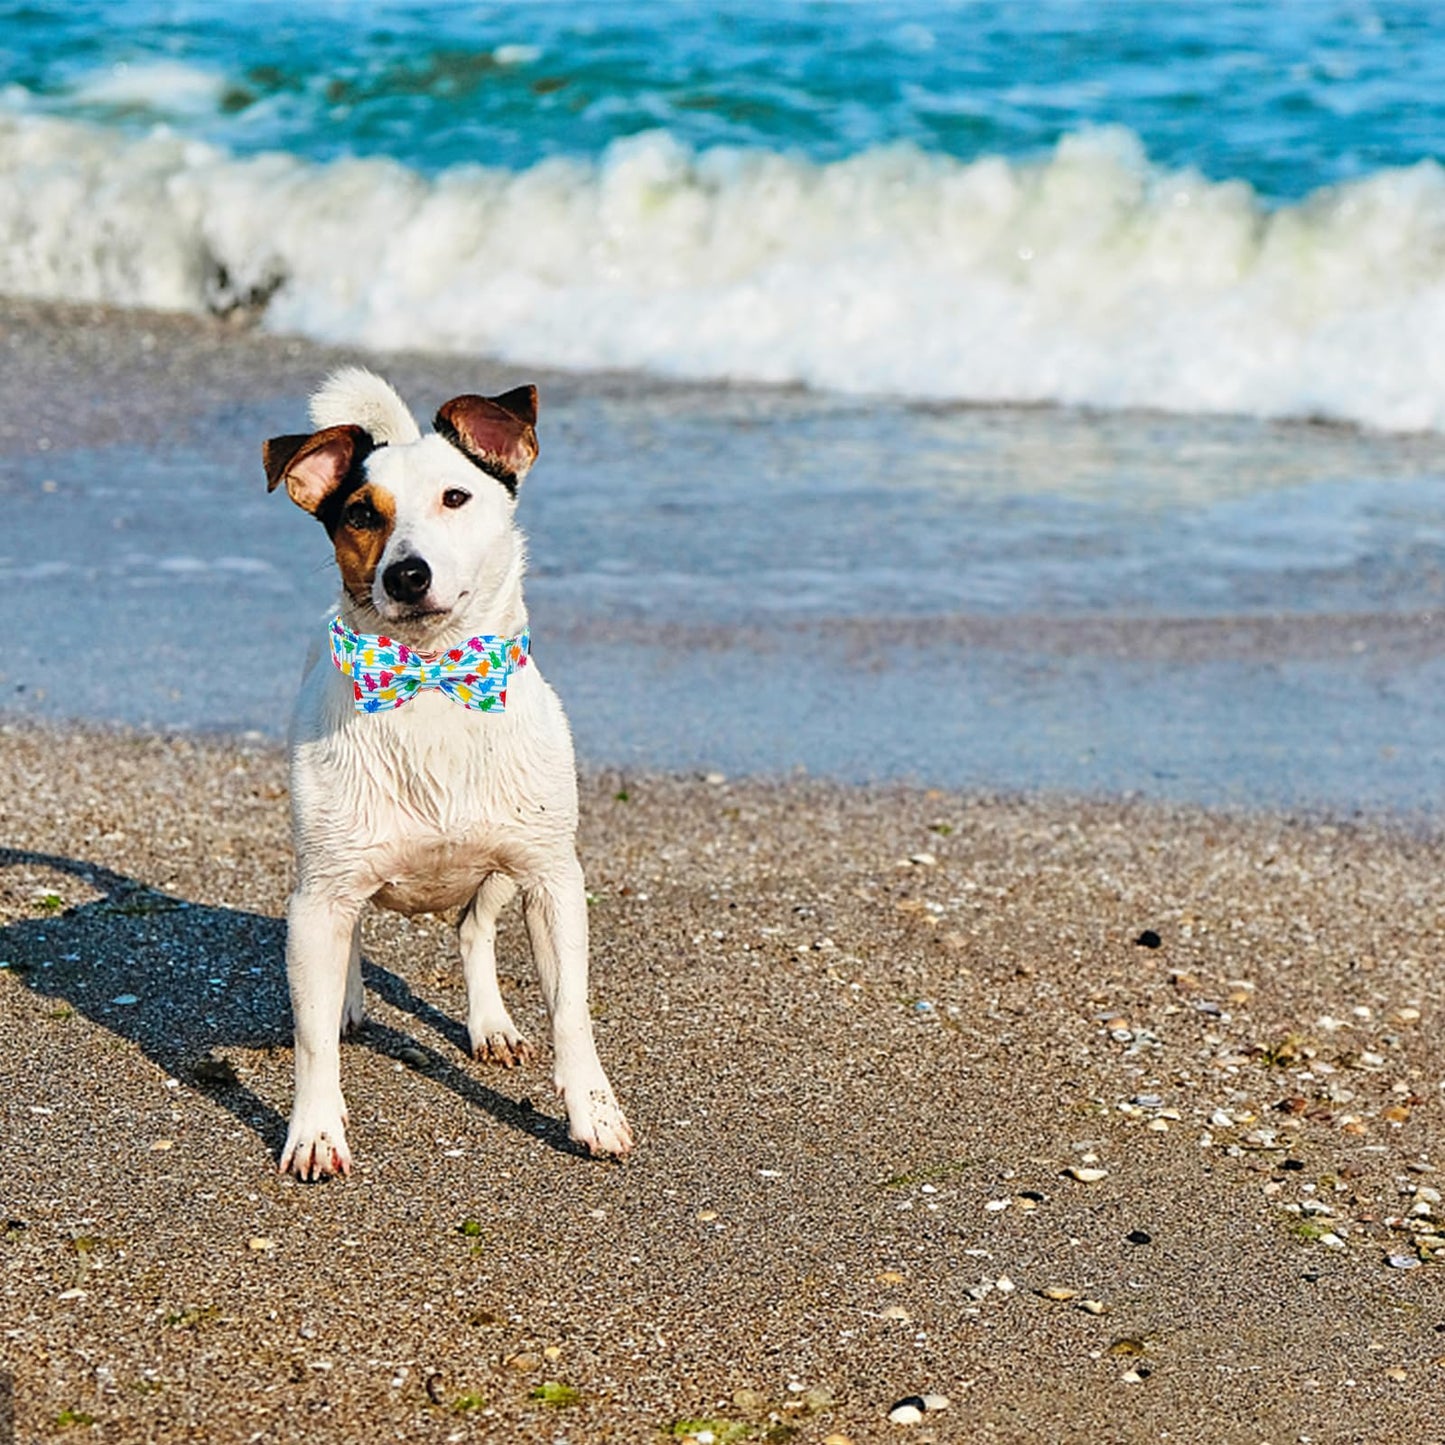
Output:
top-left (434, 387), bottom-right (539, 495)
top-left (263, 425), bottom-right (373, 513)
top-left (490, 384), bottom-right (537, 428)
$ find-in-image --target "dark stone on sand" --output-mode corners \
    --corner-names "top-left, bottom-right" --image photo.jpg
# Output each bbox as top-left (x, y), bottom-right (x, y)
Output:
top-left (189, 1054), bottom-right (240, 1088)
top-left (1135, 929), bottom-right (1163, 949)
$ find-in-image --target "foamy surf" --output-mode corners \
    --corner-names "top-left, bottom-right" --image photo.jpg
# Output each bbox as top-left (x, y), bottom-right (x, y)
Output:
top-left (5, 111), bottom-right (1445, 431)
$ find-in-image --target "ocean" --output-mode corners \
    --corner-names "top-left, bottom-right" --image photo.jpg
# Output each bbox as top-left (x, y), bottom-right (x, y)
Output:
top-left (3, 1), bottom-right (1445, 808)
top-left (5, 0), bottom-right (1445, 427)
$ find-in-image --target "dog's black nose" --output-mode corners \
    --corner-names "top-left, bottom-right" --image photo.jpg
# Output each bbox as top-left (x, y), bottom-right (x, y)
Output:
top-left (382, 555), bottom-right (432, 604)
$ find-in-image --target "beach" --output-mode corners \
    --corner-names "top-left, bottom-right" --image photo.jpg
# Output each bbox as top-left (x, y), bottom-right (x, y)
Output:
top-left (4, 721), bottom-right (1445, 1443)
top-left (3, 292), bottom-right (1445, 1440)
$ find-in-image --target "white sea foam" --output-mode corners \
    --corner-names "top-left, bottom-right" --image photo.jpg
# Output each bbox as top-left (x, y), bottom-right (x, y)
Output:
top-left (4, 112), bottom-right (1445, 430)
top-left (67, 61), bottom-right (232, 116)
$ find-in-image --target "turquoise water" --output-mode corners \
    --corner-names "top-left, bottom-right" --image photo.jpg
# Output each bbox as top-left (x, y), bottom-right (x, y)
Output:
top-left (4, 1), bottom-right (1441, 196)
top-left (4, 2), bottom-right (1445, 425)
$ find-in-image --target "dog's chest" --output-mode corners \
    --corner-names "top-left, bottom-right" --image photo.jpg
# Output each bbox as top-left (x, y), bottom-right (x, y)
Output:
top-left (295, 675), bottom-right (575, 905)
top-left (352, 696), bottom-right (549, 830)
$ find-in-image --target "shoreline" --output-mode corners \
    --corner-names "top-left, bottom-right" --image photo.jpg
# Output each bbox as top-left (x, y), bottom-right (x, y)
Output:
top-left (5, 294), bottom-right (1445, 814)
top-left (3, 718), bottom-right (1445, 1441)
top-left (7, 295), bottom-right (1445, 453)
top-left (4, 709), bottom-right (1444, 834)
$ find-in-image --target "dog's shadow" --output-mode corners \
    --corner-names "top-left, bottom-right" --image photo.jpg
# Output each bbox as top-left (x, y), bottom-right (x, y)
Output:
top-left (0, 848), bottom-right (574, 1164)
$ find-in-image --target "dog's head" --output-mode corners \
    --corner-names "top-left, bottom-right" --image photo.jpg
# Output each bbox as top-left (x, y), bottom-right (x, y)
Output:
top-left (263, 368), bottom-right (538, 630)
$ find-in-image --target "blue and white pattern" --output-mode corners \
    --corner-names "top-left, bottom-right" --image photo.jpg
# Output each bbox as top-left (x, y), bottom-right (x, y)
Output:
top-left (329, 618), bottom-right (530, 715)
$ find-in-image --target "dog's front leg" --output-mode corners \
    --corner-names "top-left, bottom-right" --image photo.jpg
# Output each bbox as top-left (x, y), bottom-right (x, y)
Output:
top-left (342, 917), bottom-right (364, 1035)
top-left (460, 872), bottom-right (534, 1066)
top-left (280, 890), bottom-right (361, 1179)
top-left (522, 856), bottom-right (632, 1156)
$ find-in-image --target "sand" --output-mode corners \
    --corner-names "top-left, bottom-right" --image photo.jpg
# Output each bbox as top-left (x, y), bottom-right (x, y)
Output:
top-left (3, 720), bottom-right (1445, 1443)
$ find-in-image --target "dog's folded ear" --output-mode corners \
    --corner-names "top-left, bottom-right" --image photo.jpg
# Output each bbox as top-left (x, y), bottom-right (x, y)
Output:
top-left (263, 425), bottom-right (374, 514)
top-left (434, 386), bottom-right (539, 495)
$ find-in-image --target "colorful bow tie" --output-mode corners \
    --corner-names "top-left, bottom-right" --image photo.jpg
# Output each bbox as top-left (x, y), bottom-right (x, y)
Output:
top-left (329, 618), bottom-right (530, 714)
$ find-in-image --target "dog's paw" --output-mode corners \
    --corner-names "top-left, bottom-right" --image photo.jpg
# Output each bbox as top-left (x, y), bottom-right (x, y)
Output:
top-left (559, 1075), bottom-right (633, 1157)
top-left (280, 1104), bottom-right (352, 1181)
top-left (469, 1019), bottom-right (535, 1068)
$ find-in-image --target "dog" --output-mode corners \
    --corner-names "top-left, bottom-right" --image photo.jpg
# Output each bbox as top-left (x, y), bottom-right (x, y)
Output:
top-left (263, 368), bottom-right (632, 1179)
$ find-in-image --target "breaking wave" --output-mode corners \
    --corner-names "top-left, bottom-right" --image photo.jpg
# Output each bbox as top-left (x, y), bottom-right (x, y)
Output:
top-left (5, 111), bottom-right (1445, 430)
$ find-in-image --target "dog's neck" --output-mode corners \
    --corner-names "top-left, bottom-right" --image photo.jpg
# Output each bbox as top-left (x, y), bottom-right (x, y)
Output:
top-left (337, 541), bottom-right (529, 650)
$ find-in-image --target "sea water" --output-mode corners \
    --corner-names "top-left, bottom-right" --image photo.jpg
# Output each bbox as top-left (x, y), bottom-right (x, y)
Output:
top-left (3, 0), bottom-right (1445, 427)
top-left (3, 2), bottom-right (1445, 807)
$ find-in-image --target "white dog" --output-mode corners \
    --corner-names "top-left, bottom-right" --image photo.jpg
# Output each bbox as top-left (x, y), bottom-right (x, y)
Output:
top-left (263, 368), bottom-right (631, 1179)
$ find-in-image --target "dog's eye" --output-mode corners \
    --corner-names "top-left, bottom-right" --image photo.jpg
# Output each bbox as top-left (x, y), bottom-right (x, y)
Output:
top-left (344, 499), bottom-right (381, 530)
top-left (442, 488), bottom-right (471, 510)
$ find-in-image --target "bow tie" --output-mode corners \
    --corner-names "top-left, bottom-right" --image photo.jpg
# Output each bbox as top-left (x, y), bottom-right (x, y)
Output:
top-left (329, 618), bottom-right (530, 714)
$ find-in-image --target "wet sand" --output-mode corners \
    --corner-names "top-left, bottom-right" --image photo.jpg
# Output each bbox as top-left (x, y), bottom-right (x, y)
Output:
top-left (3, 721), bottom-right (1445, 1443)
top-left (6, 298), bottom-right (1445, 811)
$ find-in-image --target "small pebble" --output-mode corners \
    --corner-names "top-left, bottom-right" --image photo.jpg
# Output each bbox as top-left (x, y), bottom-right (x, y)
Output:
top-left (1040, 1287), bottom-right (1078, 1301)
top-left (1388, 1255), bottom-right (1421, 1270)
top-left (1064, 1167), bottom-right (1109, 1184)
top-left (57, 1288), bottom-right (86, 1301)
top-left (191, 1056), bottom-right (239, 1087)
top-left (247, 1236), bottom-right (275, 1252)
top-left (920, 1394), bottom-right (951, 1411)
top-left (888, 1399), bottom-right (925, 1426)
top-left (1135, 931), bottom-right (1162, 949)
top-left (398, 1047), bottom-right (430, 1069)
top-left (823, 1436), bottom-right (855, 1445)
top-left (505, 1352), bottom-right (541, 1372)
top-left (1077, 1300), bottom-right (1106, 1315)
top-left (881, 1305), bottom-right (912, 1322)
top-left (908, 853), bottom-right (938, 868)
top-left (111, 994), bottom-right (139, 1006)
top-left (1126, 1230), bottom-right (1153, 1246)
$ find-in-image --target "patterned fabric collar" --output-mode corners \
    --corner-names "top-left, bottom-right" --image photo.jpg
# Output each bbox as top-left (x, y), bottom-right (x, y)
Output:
top-left (329, 618), bottom-right (530, 714)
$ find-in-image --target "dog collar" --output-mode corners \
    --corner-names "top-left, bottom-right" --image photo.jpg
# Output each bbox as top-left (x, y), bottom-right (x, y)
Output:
top-left (329, 618), bottom-right (530, 714)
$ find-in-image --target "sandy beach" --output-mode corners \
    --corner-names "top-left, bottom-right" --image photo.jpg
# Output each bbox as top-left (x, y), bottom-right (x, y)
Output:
top-left (3, 720), bottom-right (1445, 1443)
